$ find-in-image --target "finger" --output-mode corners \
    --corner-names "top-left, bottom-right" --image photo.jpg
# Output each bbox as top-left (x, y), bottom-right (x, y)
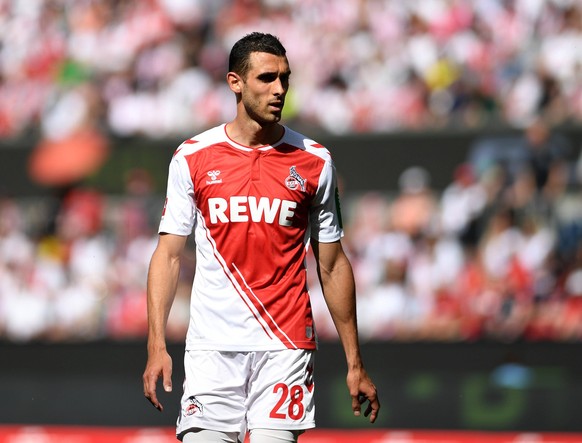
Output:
top-left (364, 401), bottom-right (372, 417)
top-left (360, 395), bottom-right (374, 420)
top-left (148, 393), bottom-right (163, 411)
top-left (363, 400), bottom-right (375, 421)
top-left (364, 398), bottom-right (380, 423)
top-left (145, 387), bottom-right (163, 411)
top-left (143, 372), bottom-right (163, 411)
top-left (351, 395), bottom-right (362, 417)
top-left (368, 402), bottom-right (379, 423)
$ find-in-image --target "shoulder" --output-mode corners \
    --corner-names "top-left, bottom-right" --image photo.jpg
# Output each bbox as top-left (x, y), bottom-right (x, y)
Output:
top-left (172, 124), bottom-right (227, 159)
top-left (282, 126), bottom-right (332, 162)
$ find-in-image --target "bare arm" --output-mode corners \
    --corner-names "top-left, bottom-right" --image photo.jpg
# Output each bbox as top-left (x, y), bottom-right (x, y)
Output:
top-left (143, 233), bottom-right (187, 411)
top-left (311, 239), bottom-right (380, 423)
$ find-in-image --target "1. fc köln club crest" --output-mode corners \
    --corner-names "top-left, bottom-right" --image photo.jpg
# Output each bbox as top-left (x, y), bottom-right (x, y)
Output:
top-left (285, 166), bottom-right (306, 191)
top-left (183, 395), bottom-right (204, 417)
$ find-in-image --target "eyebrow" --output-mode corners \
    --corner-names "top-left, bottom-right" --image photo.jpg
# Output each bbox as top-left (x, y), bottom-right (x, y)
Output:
top-left (257, 70), bottom-right (291, 80)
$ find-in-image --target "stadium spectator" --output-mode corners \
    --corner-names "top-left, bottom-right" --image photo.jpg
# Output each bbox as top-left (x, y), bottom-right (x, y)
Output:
top-left (2, 0), bottom-right (582, 345)
top-left (1, 0), bottom-right (582, 140)
top-left (1, 139), bottom-right (581, 343)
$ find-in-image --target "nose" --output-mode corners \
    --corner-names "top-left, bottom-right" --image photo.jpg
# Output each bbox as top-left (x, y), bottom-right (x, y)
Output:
top-left (273, 76), bottom-right (287, 96)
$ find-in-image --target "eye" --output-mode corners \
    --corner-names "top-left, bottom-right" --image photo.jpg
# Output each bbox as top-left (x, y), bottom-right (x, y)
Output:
top-left (258, 73), bottom-right (277, 82)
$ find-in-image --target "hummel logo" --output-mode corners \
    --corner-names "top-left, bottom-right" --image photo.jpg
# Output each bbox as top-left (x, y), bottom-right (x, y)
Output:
top-left (206, 170), bottom-right (222, 184)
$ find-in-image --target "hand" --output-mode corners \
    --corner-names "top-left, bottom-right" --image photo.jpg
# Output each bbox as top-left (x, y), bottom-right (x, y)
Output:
top-left (347, 367), bottom-right (380, 423)
top-left (143, 348), bottom-right (173, 411)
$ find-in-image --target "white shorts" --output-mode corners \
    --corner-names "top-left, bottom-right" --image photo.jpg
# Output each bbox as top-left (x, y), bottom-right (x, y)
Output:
top-left (176, 349), bottom-right (316, 439)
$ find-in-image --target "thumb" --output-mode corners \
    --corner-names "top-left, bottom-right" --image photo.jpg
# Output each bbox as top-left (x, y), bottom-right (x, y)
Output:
top-left (163, 365), bottom-right (173, 392)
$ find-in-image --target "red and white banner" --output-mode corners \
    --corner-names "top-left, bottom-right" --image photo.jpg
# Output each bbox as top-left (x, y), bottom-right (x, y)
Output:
top-left (1, 427), bottom-right (582, 443)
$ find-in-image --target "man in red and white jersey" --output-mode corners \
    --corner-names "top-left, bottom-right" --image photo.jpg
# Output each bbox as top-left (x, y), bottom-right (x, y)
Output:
top-left (143, 32), bottom-right (380, 443)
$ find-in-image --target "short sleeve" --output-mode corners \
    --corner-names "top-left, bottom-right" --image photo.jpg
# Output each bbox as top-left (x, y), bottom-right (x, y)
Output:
top-left (309, 158), bottom-right (343, 243)
top-left (158, 155), bottom-right (196, 236)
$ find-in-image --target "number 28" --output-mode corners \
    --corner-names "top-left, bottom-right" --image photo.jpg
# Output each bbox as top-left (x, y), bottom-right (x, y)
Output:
top-left (269, 383), bottom-right (304, 420)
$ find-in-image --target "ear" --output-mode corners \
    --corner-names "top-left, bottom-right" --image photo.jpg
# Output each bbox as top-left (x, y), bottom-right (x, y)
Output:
top-left (227, 72), bottom-right (243, 94)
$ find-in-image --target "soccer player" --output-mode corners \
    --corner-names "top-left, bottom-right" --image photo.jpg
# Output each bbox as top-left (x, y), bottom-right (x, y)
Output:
top-left (142, 32), bottom-right (380, 443)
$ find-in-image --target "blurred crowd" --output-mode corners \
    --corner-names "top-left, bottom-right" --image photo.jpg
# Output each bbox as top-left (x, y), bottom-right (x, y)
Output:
top-left (1, 0), bottom-right (582, 140)
top-left (313, 120), bottom-right (582, 343)
top-left (1, 120), bottom-right (582, 343)
top-left (2, 0), bottom-right (582, 343)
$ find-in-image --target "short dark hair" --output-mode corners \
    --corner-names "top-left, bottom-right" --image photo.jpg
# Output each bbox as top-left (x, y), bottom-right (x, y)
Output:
top-left (228, 32), bottom-right (287, 78)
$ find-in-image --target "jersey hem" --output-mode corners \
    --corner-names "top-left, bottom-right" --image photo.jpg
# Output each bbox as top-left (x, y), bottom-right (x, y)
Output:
top-left (246, 422), bottom-right (316, 431)
top-left (311, 233), bottom-right (343, 243)
top-left (158, 226), bottom-right (192, 236)
top-left (185, 342), bottom-right (318, 352)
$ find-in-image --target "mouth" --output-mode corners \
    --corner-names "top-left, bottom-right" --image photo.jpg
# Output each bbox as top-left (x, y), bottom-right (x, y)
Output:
top-left (269, 101), bottom-right (284, 111)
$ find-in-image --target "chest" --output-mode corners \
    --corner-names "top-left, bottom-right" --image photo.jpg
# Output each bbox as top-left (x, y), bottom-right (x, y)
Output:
top-left (187, 146), bottom-right (323, 226)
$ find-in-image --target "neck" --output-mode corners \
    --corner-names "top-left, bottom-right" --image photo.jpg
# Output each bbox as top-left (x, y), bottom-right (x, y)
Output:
top-left (226, 118), bottom-right (284, 148)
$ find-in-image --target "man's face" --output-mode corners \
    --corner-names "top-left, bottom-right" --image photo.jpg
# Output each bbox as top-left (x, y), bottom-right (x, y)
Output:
top-left (239, 52), bottom-right (290, 125)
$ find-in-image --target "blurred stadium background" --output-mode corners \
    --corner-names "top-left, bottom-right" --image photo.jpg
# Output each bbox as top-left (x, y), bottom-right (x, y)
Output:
top-left (2, 0), bottom-right (582, 441)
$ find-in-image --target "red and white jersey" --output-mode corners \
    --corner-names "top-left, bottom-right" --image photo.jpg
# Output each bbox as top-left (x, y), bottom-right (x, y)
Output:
top-left (159, 124), bottom-right (343, 351)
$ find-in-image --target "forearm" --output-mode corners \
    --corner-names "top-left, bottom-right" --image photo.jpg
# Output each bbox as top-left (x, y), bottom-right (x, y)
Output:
top-left (146, 247), bottom-right (181, 352)
top-left (319, 252), bottom-right (363, 370)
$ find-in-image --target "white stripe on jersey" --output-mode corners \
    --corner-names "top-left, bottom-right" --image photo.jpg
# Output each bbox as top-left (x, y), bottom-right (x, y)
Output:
top-left (232, 263), bottom-right (298, 349)
top-left (195, 206), bottom-right (278, 343)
